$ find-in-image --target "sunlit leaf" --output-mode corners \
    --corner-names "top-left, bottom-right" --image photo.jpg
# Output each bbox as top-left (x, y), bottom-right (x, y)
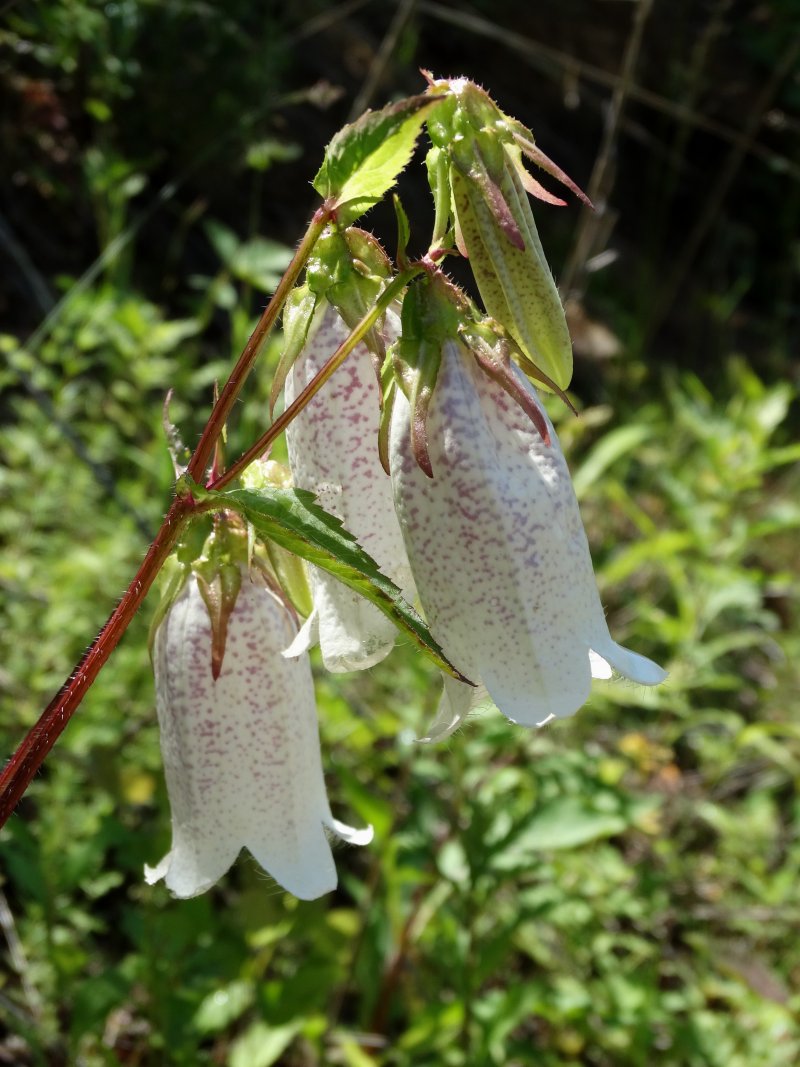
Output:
top-left (313, 94), bottom-right (441, 224)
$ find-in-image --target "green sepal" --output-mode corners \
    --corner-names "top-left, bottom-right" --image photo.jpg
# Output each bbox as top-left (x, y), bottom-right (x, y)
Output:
top-left (377, 354), bottom-right (397, 476)
top-left (425, 88), bottom-right (458, 150)
top-left (505, 117), bottom-right (593, 208)
top-left (174, 511), bottom-right (214, 564)
top-left (147, 511), bottom-right (250, 677)
top-left (240, 460), bottom-right (314, 618)
top-left (393, 193), bottom-right (411, 270)
top-left (147, 554), bottom-right (191, 662)
top-left (210, 485), bottom-right (472, 683)
top-left (391, 276), bottom-right (459, 476)
top-left (462, 320), bottom-right (552, 444)
top-left (313, 94), bottom-right (442, 225)
top-left (270, 283), bottom-right (320, 416)
top-left (306, 227), bottom-right (393, 360)
top-left (195, 555), bottom-right (243, 681)
top-left (451, 166), bottom-right (573, 390)
top-left (192, 518), bottom-right (250, 679)
top-left (426, 146), bottom-right (454, 250)
top-left (450, 136), bottom-right (524, 251)
top-left (148, 506), bottom-right (218, 660)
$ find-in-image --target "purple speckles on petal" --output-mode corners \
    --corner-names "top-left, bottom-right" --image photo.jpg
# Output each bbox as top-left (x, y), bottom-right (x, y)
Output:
top-left (285, 303), bottom-right (415, 672)
top-left (389, 338), bottom-right (666, 735)
top-left (145, 572), bottom-right (372, 901)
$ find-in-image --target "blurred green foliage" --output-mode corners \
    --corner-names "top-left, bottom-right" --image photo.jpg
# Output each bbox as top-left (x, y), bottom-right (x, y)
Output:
top-left (1, 1), bottom-right (799, 1065)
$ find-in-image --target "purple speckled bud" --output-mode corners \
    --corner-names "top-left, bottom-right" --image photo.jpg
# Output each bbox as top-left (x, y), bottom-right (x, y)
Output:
top-left (285, 303), bottom-right (415, 671)
top-left (146, 572), bottom-right (371, 900)
top-left (389, 338), bottom-right (666, 740)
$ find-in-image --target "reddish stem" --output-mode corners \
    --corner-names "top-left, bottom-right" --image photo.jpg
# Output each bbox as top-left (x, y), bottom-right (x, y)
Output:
top-left (211, 266), bottom-right (420, 492)
top-left (0, 205), bottom-right (333, 829)
top-left (0, 498), bottom-right (191, 827)
top-left (188, 205), bottom-right (331, 485)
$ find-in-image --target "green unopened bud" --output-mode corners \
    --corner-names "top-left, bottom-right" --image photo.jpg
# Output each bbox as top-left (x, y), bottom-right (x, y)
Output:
top-left (451, 159), bottom-right (573, 389)
top-left (424, 77), bottom-right (591, 392)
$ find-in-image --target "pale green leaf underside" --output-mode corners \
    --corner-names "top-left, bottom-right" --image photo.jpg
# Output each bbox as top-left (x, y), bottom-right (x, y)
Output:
top-left (218, 486), bottom-right (469, 681)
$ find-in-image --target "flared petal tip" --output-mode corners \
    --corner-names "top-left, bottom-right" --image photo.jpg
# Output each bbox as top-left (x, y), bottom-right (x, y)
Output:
top-left (282, 610), bottom-right (318, 659)
top-left (144, 853), bottom-right (222, 899)
top-left (515, 711), bottom-right (557, 729)
top-left (417, 719), bottom-right (462, 744)
top-left (321, 641), bottom-right (394, 674)
top-left (143, 856), bottom-right (169, 887)
top-left (417, 677), bottom-right (488, 743)
top-left (591, 640), bottom-right (668, 687)
top-left (329, 817), bottom-right (374, 846)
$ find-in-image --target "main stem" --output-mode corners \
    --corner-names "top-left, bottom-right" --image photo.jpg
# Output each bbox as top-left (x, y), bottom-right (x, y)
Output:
top-left (0, 499), bottom-right (190, 826)
top-left (187, 206), bottom-right (331, 484)
top-left (0, 206), bottom-right (331, 829)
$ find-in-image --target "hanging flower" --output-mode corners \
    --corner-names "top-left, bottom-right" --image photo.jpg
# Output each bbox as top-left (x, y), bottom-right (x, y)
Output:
top-left (285, 302), bottom-right (415, 671)
top-left (389, 329), bottom-right (666, 741)
top-left (145, 568), bottom-right (371, 900)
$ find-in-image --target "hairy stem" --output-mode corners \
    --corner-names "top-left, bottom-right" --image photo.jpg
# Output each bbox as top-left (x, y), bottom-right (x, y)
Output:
top-left (211, 266), bottom-right (420, 491)
top-left (188, 204), bottom-right (332, 484)
top-left (0, 498), bottom-right (191, 827)
top-left (0, 206), bottom-right (333, 828)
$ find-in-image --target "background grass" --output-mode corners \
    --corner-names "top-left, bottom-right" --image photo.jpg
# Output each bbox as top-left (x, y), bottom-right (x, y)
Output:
top-left (1, 1), bottom-right (799, 1064)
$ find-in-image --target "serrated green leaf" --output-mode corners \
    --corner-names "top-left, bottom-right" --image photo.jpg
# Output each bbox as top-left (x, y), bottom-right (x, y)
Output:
top-left (313, 95), bottom-right (440, 224)
top-left (216, 486), bottom-right (470, 682)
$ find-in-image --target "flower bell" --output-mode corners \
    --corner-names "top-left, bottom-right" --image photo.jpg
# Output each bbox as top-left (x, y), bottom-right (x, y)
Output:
top-left (284, 299), bottom-right (416, 671)
top-left (145, 554), bottom-right (371, 900)
top-left (387, 277), bottom-right (666, 740)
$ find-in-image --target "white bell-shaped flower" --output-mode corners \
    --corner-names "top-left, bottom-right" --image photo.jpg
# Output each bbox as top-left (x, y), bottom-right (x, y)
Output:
top-left (145, 571), bottom-right (371, 900)
top-left (389, 338), bottom-right (666, 740)
top-left (285, 303), bottom-right (415, 671)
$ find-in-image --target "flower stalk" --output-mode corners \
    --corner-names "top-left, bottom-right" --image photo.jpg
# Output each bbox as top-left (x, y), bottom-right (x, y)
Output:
top-left (210, 266), bottom-right (421, 492)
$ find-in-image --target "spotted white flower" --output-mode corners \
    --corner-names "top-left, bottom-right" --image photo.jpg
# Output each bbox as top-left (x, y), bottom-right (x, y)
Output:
top-left (285, 303), bottom-right (415, 671)
top-left (145, 571), bottom-right (371, 900)
top-left (389, 337), bottom-right (666, 740)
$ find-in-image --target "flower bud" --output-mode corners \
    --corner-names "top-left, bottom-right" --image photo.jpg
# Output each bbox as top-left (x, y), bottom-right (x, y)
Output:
top-left (426, 78), bottom-right (591, 391)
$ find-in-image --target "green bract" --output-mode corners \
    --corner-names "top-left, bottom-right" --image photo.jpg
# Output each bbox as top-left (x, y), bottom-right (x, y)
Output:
top-left (204, 483), bottom-right (469, 682)
top-left (270, 226), bottom-right (393, 413)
